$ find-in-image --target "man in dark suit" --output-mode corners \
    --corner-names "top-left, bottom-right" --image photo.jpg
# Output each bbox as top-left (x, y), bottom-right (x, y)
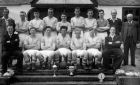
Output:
top-left (121, 14), bottom-right (140, 66)
top-left (108, 9), bottom-right (122, 35)
top-left (103, 27), bottom-right (123, 71)
top-left (1, 24), bottom-right (23, 76)
top-left (0, 8), bottom-right (15, 64)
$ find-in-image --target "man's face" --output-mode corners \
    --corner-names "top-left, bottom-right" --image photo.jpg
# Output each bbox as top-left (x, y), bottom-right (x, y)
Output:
top-left (61, 28), bottom-right (67, 35)
top-left (7, 26), bottom-right (14, 34)
top-left (87, 11), bottom-right (93, 18)
top-left (127, 15), bottom-right (133, 22)
top-left (34, 12), bottom-right (39, 18)
top-left (110, 27), bottom-right (116, 34)
top-left (74, 9), bottom-right (80, 16)
top-left (20, 12), bottom-right (26, 19)
top-left (3, 10), bottom-right (9, 17)
top-left (30, 29), bottom-right (36, 35)
top-left (111, 12), bottom-right (117, 18)
top-left (48, 10), bottom-right (53, 17)
top-left (61, 14), bottom-right (67, 21)
top-left (45, 28), bottom-right (51, 36)
top-left (99, 11), bottom-right (104, 18)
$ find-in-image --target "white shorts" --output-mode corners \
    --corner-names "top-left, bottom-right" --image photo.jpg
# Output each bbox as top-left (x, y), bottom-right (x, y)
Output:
top-left (57, 48), bottom-right (71, 56)
top-left (37, 50), bottom-right (55, 59)
top-left (87, 48), bottom-right (102, 57)
top-left (23, 50), bottom-right (39, 57)
top-left (72, 50), bottom-right (87, 56)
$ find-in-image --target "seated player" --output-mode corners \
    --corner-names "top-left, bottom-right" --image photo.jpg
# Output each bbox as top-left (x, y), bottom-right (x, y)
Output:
top-left (102, 27), bottom-right (123, 71)
top-left (84, 30), bottom-right (102, 69)
top-left (71, 28), bottom-right (87, 69)
top-left (55, 26), bottom-right (71, 68)
top-left (1, 24), bottom-right (23, 76)
top-left (23, 27), bottom-right (40, 70)
top-left (37, 26), bottom-right (55, 69)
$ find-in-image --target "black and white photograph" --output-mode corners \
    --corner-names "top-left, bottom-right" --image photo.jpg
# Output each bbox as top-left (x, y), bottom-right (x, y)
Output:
top-left (0, 0), bottom-right (140, 85)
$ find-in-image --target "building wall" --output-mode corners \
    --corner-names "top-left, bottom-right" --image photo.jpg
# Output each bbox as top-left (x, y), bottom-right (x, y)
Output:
top-left (98, 6), bottom-right (123, 19)
top-left (0, 5), bottom-right (32, 23)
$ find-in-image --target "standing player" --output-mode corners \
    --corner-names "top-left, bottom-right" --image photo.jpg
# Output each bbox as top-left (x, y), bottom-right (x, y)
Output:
top-left (16, 11), bottom-right (29, 50)
top-left (84, 9), bottom-right (97, 37)
top-left (55, 26), bottom-right (71, 68)
top-left (37, 26), bottom-right (55, 69)
top-left (71, 28), bottom-right (87, 69)
top-left (29, 10), bottom-right (44, 39)
top-left (71, 7), bottom-right (85, 38)
top-left (23, 28), bottom-right (40, 70)
top-left (56, 13), bottom-right (71, 34)
top-left (96, 9), bottom-right (110, 44)
top-left (43, 8), bottom-right (58, 37)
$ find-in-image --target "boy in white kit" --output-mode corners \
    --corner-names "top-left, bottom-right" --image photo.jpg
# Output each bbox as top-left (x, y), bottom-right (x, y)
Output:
top-left (84, 9), bottom-right (97, 37)
top-left (71, 28), bottom-right (87, 69)
top-left (71, 7), bottom-right (85, 38)
top-left (55, 26), bottom-right (71, 68)
top-left (84, 30), bottom-right (102, 69)
top-left (29, 10), bottom-right (44, 39)
top-left (23, 28), bottom-right (40, 70)
top-left (37, 26), bottom-right (55, 69)
top-left (16, 11), bottom-right (29, 50)
top-left (56, 13), bottom-right (71, 34)
top-left (43, 8), bottom-right (58, 37)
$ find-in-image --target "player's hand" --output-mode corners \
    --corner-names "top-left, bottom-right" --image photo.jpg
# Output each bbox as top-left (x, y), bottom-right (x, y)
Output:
top-left (115, 41), bottom-right (121, 43)
top-left (108, 42), bottom-right (112, 44)
top-left (7, 41), bottom-right (10, 43)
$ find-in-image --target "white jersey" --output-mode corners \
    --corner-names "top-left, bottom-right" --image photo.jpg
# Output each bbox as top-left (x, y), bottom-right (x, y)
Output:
top-left (41, 36), bottom-right (55, 50)
top-left (43, 16), bottom-right (58, 30)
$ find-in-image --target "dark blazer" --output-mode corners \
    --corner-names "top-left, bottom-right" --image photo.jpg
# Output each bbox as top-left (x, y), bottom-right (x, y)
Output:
top-left (121, 21), bottom-right (140, 43)
top-left (108, 18), bottom-right (122, 35)
top-left (0, 18), bottom-right (15, 43)
top-left (105, 35), bottom-right (122, 49)
top-left (2, 32), bottom-right (20, 51)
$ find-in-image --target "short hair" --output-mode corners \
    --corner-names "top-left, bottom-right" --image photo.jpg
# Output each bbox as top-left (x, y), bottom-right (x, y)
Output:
top-left (43, 26), bottom-right (52, 31)
top-left (3, 8), bottom-right (9, 13)
top-left (111, 9), bottom-right (117, 14)
top-left (98, 9), bottom-right (104, 13)
top-left (110, 26), bottom-right (116, 30)
top-left (48, 8), bottom-right (54, 11)
top-left (30, 27), bottom-right (36, 31)
top-left (75, 7), bottom-right (80, 11)
top-left (20, 11), bottom-right (26, 15)
top-left (87, 9), bottom-right (93, 12)
top-left (60, 26), bottom-right (68, 31)
top-left (127, 13), bottom-right (133, 18)
top-left (61, 12), bottom-right (67, 16)
top-left (33, 9), bottom-right (40, 13)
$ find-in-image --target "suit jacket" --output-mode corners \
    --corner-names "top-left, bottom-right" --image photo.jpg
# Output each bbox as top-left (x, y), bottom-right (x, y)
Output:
top-left (121, 21), bottom-right (139, 43)
top-left (2, 32), bottom-right (20, 51)
top-left (0, 18), bottom-right (15, 43)
top-left (105, 35), bottom-right (122, 49)
top-left (108, 18), bottom-right (122, 35)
